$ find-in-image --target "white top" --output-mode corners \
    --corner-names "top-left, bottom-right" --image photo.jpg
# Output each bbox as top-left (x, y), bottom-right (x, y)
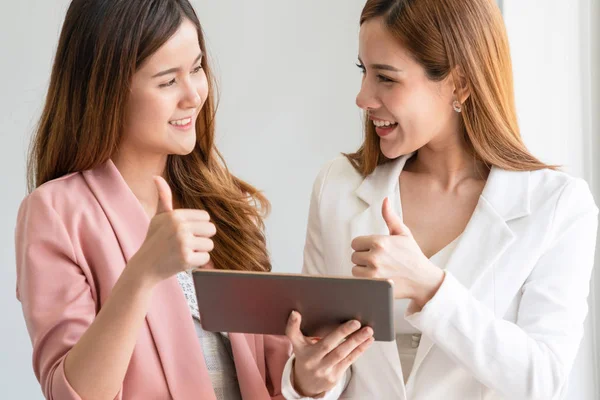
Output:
top-left (177, 271), bottom-right (242, 400)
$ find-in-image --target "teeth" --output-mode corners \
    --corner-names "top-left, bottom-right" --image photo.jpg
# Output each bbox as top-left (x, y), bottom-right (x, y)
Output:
top-left (169, 117), bottom-right (192, 126)
top-left (372, 119), bottom-right (397, 127)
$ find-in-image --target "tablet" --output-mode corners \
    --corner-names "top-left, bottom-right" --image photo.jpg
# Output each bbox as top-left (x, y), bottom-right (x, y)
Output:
top-left (192, 269), bottom-right (394, 341)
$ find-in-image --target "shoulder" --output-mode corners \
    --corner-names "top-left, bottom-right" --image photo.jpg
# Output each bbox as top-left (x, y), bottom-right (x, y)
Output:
top-left (528, 168), bottom-right (597, 214)
top-left (18, 172), bottom-right (89, 222)
top-left (311, 156), bottom-right (363, 199)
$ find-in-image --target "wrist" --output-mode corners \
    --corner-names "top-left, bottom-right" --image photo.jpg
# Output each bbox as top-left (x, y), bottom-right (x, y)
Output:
top-left (410, 264), bottom-right (445, 309)
top-left (291, 360), bottom-right (326, 399)
top-left (123, 255), bottom-right (160, 291)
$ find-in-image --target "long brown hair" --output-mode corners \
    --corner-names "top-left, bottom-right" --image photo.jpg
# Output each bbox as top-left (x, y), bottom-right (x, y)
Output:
top-left (346, 0), bottom-right (554, 176)
top-left (28, 0), bottom-right (271, 272)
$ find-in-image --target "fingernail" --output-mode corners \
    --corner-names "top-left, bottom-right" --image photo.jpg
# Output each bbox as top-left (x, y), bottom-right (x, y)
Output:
top-left (350, 320), bottom-right (361, 329)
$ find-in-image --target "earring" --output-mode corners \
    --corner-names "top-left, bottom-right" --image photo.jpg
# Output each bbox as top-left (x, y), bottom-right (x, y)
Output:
top-left (452, 100), bottom-right (462, 113)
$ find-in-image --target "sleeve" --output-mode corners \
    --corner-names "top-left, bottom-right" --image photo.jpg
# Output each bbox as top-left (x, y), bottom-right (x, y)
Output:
top-left (15, 192), bottom-right (123, 400)
top-left (303, 160), bottom-right (335, 276)
top-left (405, 178), bottom-right (599, 400)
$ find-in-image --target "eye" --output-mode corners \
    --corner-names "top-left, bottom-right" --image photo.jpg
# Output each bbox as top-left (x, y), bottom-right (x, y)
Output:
top-left (356, 63), bottom-right (366, 74)
top-left (377, 75), bottom-right (394, 83)
top-left (159, 78), bottom-right (176, 88)
top-left (191, 65), bottom-right (203, 74)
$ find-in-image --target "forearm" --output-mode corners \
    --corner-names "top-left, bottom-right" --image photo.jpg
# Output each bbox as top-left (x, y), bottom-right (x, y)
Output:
top-left (407, 273), bottom-right (576, 400)
top-left (64, 263), bottom-right (156, 400)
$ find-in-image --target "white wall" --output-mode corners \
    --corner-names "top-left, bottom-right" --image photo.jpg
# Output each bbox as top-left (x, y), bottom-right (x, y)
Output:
top-left (192, 0), bottom-right (366, 275)
top-left (0, 1), bottom-right (597, 398)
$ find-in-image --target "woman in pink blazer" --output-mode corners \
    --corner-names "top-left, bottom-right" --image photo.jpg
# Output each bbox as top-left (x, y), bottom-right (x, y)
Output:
top-left (15, 1), bottom-right (373, 399)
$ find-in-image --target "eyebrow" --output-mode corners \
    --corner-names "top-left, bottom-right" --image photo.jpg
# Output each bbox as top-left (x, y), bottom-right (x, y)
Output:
top-left (152, 53), bottom-right (203, 78)
top-left (358, 58), bottom-right (402, 72)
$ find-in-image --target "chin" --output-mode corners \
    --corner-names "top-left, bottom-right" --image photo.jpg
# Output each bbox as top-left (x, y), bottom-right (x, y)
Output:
top-left (169, 134), bottom-right (198, 155)
top-left (380, 138), bottom-right (421, 160)
top-left (380, 143), bottom-right (408, 160)
top-left (175, 144), bottom-right (197, 156)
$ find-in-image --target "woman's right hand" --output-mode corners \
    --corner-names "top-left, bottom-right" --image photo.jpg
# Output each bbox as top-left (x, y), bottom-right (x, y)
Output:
top-left (286, 311), bottom-right (374, 397)
top-left (128, 176), bottom-right (217, 286)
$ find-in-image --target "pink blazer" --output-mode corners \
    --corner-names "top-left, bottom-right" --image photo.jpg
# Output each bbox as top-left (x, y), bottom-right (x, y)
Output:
top-left (15, 160), bottom-right (292, 400)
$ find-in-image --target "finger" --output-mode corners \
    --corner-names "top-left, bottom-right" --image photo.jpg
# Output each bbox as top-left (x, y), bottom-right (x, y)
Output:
top-left (189, 237), bottom-right (214, 252)
top-left (350, 250), bottom-right (370, 267)
top-left (154, 176), bottom-right (173, 214)
top-left (172, 209), bottom-right (211, 222)
top-left (381, 197), bottom-right (410, 236)
top-left (352, 265), bottom-right (376, 278)
top-left (314, 320), bottom-right (362, 359)
top-left (323, 326), bottom-right (373, 366)
top-left (191, 259), bottom-right (216, 271)
top-left (351, 235), bottom-right (377, 251)
top-left (185, 220), bottom-right (217, 237)
top-left (285, 311), bottom-right (308, 352)
top-left (186, 251), bottom-right (211, 268)
top-left (333, 335), bottom-right (375, 376)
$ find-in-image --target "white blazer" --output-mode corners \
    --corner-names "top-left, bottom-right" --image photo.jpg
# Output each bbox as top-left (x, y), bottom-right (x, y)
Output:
top-left (301, 154), bottom-right (598, 400)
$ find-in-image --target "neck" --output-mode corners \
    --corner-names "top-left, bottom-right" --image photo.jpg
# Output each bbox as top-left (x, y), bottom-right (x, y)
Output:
top-left (112, 149), bottom-right (168, 218)
top-left (405, 131), bottom-right (489, 189)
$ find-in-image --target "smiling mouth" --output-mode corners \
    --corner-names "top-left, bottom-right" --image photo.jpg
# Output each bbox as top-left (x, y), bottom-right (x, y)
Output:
top-left (372, 119), bottom-right (398, 128)
top-left (169, 117), bottom-right (193, 126)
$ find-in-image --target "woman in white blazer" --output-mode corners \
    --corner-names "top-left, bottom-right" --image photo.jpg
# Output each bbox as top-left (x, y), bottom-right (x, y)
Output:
top-left (282, 0), bottom-right (598, 399)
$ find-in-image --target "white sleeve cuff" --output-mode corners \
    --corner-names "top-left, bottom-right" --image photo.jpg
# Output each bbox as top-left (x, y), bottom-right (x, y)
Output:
top-left (405, 271), bottom-right (468, 332)
top-left (281, 354), bottom-right (350, 400)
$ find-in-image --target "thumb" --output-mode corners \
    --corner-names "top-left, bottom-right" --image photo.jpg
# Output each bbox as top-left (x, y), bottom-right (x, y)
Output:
top-left (285, 311), bottom-right (307, 351)
top-left (382, 197), bottom-right (410, 236)
top-left (153, 176), bottom-right (174, 215)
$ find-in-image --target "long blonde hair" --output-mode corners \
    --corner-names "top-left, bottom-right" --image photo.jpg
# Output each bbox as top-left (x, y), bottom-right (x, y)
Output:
top-left (28, 0), bottom-right (271, 272)
top-left (346, 0), bottom-right (554, 176)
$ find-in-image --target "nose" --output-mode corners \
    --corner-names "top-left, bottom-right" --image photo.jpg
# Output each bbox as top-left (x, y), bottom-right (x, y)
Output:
top-left (356, 78), bottom-right (380, 111)
top-left (180, 78), bottom-right (202, 109)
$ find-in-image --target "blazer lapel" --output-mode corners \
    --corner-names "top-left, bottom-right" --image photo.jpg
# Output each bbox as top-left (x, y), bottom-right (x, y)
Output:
top-left (350, 154), bottom-right (412, 240)
top-left (83, 160), bottom-right (217, 400)
top-left (406, 167), bottom-right (531, 388)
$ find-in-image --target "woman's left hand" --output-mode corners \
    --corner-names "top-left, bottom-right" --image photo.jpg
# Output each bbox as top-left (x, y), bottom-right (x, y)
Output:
top-left (351, 197), bottom-right (445, 308)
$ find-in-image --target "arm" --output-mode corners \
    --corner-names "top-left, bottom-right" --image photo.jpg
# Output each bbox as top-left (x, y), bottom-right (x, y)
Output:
top-left (15, 193), bottom-right (156, 400)
top-left (405, 179), bottom-right (599, 400)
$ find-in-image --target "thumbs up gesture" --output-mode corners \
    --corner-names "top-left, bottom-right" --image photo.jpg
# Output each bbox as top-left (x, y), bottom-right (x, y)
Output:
top-left (351, 197), bottom-right (445, 307)
top-left (128, 176), bottom-right (217, 287)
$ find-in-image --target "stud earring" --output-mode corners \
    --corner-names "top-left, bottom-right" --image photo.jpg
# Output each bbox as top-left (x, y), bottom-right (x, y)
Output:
top-left (452, 100), bottom-right (462, 113)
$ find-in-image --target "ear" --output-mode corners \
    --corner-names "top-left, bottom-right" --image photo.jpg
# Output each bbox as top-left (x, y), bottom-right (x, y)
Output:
top-left (452, 65), bottom-right (470, 104)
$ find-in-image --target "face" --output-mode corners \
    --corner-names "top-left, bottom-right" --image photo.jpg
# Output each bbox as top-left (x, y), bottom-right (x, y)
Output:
top-left (356, 18), bottom-right (460, 159)
top-left (122, 18), bottom-right (208, 158)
